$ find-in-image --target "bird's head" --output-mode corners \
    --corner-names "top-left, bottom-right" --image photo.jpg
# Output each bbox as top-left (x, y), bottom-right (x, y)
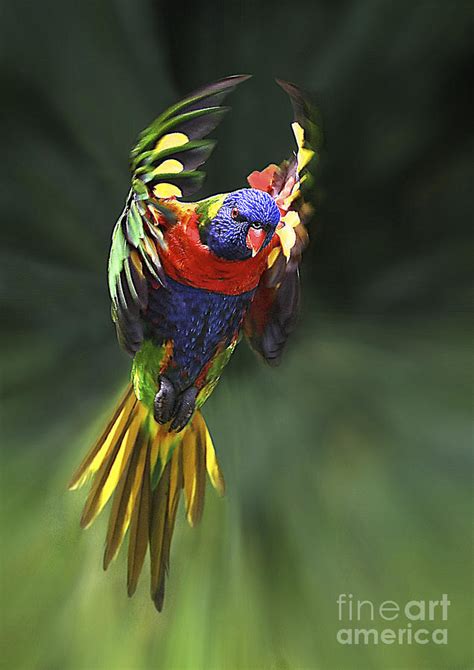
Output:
top-left (202, 188), bottom-right (281, 260)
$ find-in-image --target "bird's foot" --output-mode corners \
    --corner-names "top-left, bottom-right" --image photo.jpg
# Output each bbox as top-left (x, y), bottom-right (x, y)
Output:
top-left (170, 386), bottom-right (198, 432)
top-left (154, 376), bottom-right (198, 432)
top-left (153, 376), bottom-right (176, 424)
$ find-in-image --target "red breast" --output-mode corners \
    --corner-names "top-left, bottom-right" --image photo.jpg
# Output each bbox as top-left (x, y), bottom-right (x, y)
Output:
top-left (159, 210), bottom-right (279, 295)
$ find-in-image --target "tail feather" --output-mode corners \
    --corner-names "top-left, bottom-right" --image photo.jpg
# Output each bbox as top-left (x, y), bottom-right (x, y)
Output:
top-left (127, 439), bottom-right (151, 596)
top-left (202, 412), bottom-right (225, 496)
top-left (155, 445), bottom-right (184, 607)
top-left (149, 458), bottom-right (171, 610)
top-left (164, 447), bottom-right (183, 573)
top-left (103, 426), bottom-right (147, 569)
top-left (69, 383), bottom-right (225, 611)
top-left (182, 424), bottom-right (206, 527)
top-left (150, 447), bottom-right (183, 610)
top-left (68, 386), bottom-right (135, 491)
top-left (79, 402), bottom-right (142, 529)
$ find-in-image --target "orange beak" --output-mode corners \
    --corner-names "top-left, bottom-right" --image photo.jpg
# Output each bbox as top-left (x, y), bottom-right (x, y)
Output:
top-left (246, 227), bottom-right (266, 257)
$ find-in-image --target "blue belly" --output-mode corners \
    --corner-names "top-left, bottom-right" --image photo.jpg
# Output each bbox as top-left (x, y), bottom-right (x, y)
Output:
top-left (145, 277), bottom-right (254, 388)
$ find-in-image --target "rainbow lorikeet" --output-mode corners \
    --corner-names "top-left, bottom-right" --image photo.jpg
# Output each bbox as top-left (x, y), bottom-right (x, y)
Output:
top-left (69, 75), bottom-right (320, 611)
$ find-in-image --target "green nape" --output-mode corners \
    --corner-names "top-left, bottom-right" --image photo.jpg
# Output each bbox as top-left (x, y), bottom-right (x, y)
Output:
top-left (195, 193), bottom-right (227, 230)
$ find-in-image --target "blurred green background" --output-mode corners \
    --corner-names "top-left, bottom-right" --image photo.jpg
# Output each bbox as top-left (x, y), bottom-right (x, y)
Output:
top-left (1, 1), bottom-right (472, 669)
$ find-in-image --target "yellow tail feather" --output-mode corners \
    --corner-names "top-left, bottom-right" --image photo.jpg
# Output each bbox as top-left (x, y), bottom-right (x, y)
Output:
top-left (69, 383), bottom-right (225, 611)
top-left (127, 439), bottom-right (151, 596)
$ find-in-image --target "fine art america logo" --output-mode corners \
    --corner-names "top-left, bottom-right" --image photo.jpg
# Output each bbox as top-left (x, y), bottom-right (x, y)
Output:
top-left (336, 594), bottom-right (450, 646)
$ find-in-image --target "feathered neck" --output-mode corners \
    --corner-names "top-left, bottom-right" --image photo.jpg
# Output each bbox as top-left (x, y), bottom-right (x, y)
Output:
top-left (159, 208), bottom-right (277, 295)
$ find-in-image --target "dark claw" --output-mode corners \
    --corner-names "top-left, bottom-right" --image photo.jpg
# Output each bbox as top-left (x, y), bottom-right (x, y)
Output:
top-left (170, 386), bottom-right (198, 432)
top-left (154, 376), bottom-right (177, 424)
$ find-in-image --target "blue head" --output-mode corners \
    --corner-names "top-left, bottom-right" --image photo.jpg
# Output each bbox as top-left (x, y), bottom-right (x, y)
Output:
top-left (203, 189), bottom-right (281, 260)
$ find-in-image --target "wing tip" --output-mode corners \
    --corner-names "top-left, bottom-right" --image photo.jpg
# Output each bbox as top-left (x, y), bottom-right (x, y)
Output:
top-left (275, 77), bottom-right (299, 93)
top-left (276, 78), bottom-right (323, 153)
top-left (275, 78), bottom-right (310, 112)
top-left (188, 73), bottom-right (252, 99)
top-left (221, 73), bottom-right (253, 85)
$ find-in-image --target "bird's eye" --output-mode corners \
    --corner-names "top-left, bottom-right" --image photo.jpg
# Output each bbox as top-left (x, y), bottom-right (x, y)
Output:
top-left (231, 207), bottom-right (240, 220)
top-left (252, 222), bottom-right (262, 229)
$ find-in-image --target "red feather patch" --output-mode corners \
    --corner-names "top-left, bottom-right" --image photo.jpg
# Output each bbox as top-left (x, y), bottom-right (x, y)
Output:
top-left (159, 210), bottom-right (278, 295)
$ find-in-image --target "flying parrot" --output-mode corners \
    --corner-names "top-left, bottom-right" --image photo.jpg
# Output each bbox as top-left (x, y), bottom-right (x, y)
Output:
top-left (69, 75), bottom-right (320, 611)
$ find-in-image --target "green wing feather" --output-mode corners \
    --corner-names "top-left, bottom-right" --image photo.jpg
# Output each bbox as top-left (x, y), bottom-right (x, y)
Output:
top-left (108, 190), bottom-right (165, 354)
top-left (108, 75), bottom-right (251, 354)
top-left (130, 74), bottom-right (251, 198)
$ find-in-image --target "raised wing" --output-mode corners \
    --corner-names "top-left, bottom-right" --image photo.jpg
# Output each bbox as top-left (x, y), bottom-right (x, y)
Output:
top-left (130, 74), bottom-right (251, 199)
top-left (108, 75), bottom-right (251, 354)
top-left (244, 80), bottom-right (322, 365)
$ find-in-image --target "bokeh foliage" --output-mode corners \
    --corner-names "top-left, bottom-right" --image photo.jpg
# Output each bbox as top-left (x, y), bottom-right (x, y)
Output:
top-left (0, 1), bottom-right (472, 669)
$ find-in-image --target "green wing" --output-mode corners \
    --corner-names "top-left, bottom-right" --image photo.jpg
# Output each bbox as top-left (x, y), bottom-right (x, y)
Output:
top-left (108, 75), bottom-right (251, 355)
top-left (130, 74), bottom-right (251, 199)
top-left (108, 188), bottom-right (166, 354)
